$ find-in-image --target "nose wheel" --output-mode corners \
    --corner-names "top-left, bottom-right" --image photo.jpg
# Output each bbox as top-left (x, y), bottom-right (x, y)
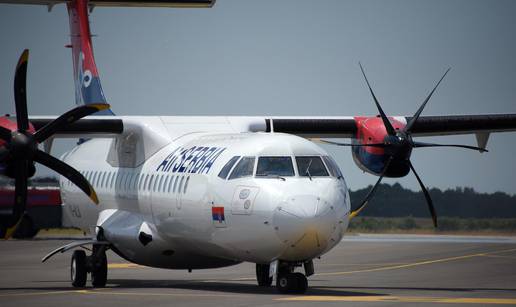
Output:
top-left (276, 272), bottom-right (308, 294)
top-left (258, 261), bottom-right (310, 294)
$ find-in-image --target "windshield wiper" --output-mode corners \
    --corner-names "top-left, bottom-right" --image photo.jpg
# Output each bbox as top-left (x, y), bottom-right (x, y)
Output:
top-left (305, 159), bottom-right (313, 181)
top-left (256, 174), bottom-right (286, 181)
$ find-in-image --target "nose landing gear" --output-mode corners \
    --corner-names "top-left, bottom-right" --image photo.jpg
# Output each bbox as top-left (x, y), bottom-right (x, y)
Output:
top-left (256, 261), bottom-right (311, 294)
top-left (70, 245), bottom-right (108, 288)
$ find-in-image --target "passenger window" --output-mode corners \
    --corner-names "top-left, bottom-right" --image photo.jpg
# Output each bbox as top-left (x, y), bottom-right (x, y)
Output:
top-left (256, 156), bottom-right (294, 177)
top-left (99, 172), bottom-right (105, 188)
top-left (148, 175), bottom-right (154, 191)
top-left (153, 175), bottom-right (158, 191)
top-left (168, 176), bottom-right (174, 193)
top-left (296, 156), bottom-right (329, 177)
top-left (131, 174), bottom-right (137, 190)
top-left (126, 173), bottom-right (132, 191)
top-left (323, 156), bottom-right (343, 179)
top-left (158, 175), bottom-right (165, 192)
top-left (110, 172), bottom-right (115, 188)
top-left (173, 176), bottom-right (179, 193)
top-left (228, 157), bottom-right (255, 180)
top-left (178, 177), bottom-right (184, 193)
top-left (162, 176), bottom-right (168, 192)
top-left (218, 156), bottom-right (240, 179)
top-left (143, 174), bottom-right (149, 190)
top-left (92, 171), bottom-right (98, 186)
top-left (105, 172), bottom-right (111, 188)
top-left (184, 176), bottom-right (190, 193)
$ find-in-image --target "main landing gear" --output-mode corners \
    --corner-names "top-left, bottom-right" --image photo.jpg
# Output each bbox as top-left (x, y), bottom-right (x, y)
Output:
top-left (71, 244), bottom-right (108, 288)
top-left (256, 260), bottom-right (312, 294)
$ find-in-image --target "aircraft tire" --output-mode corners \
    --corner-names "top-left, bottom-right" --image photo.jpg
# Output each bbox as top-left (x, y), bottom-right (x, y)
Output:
top-left (91, 253), bottom-right (107, 288)
top-left (71, 250), bottom-right (87, 288)
top-left (256, 264), bottom-right (272, 287)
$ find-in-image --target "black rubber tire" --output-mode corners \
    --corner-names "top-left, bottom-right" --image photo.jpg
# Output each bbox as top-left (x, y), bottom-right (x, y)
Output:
top-left (71, 250), bottom-right (87, 288)
top-left (91, 253), bottom-right (107, 288)
top-left (276, 273), bottom-right (290, 294)
top-left (276, 273), bottom-right (298, 294)
top-left (256, 264), bottom-right (272, 287)
top-left (292, 272), bottom-right (308, 294)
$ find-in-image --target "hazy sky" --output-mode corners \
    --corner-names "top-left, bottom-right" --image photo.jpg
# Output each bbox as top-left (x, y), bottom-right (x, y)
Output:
top-left (1, 0), bottom-right (515, 194)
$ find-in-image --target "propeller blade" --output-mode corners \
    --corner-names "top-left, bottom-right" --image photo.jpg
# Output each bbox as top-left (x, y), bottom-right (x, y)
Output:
top-left (359, 62), bottom-right (396, 136)
top-left (14, 49), bottom-right (29, 132)
top-left (34, 103), bottom-right (110, 143)
top-left (33, 150), bottom-right (98, 205)
top-left (408, 160), bottom-right (438, 228)
top-left (4, 160), bottom-right (28, 239)
top-left (404, 68), bottom-right (451, 133)
top-left (319, 139), bottom-right (387, 147)
top-left (412, 141), bottom-right (487, 153)
top-left (0, 126), bottom-right (11, 141)
top-left (349, 156), bottom-right (393, 219)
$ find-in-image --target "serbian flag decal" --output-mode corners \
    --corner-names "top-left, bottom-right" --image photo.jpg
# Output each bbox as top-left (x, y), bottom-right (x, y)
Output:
top-left (212, 206), bottom-right (226, 227)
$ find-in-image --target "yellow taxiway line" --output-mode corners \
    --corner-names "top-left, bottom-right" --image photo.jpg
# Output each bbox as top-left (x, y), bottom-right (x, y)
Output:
top-left (277, 295), bottom-right (516, 305)
top-left (316, 247), bottom-right (516, 276)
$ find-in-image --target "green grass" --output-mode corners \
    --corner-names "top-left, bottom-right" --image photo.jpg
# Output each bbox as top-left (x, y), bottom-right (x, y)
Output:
top-left (348, 217), bottom-right (516, 234)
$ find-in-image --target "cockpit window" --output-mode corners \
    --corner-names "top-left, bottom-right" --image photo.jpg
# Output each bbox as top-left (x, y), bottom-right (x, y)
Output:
top-left (256, 157), bottom-right (295, 177)
top-left (323, 156), bottom-right (343, 179)
top-left (218, 156), bottom-right (240, 179)
top-left (296, 156), bottom-right (329, 177)
top-left (228, 157), bottom-right (255, 180)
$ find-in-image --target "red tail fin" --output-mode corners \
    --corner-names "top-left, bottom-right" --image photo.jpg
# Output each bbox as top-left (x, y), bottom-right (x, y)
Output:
top-left (67, 0), bottom-right (114, 115)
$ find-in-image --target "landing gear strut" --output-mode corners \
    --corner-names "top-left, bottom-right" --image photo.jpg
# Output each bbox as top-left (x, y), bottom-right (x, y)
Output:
top-left (70, 244), bottom-right (108, 288)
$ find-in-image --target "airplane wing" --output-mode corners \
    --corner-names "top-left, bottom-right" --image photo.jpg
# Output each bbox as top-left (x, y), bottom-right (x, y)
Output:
top-left (28, 113), bottom-right (516, 141)
top-left (266, 114), bottom-right (516, 138)
top-left (24, 113), bottom-right (516, 167)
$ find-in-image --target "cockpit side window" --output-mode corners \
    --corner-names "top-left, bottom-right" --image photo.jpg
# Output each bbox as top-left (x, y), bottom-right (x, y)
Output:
top-left (218, 156), bottom-right (240, 179)
top-left (323, 156), bottom-right (343, 179)
top-left (296, 156), bottom-right (329, 177)
top-left (256, 156), bottom-right (295, 177)
top-left (228, 156), bottom-right (255, 180)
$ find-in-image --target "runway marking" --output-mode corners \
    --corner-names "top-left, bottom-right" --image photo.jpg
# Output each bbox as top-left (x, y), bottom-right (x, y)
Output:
top-left (316, 247), bottom-right (516, 276)
top-left (75, 289), bottom-right (250, 298)
top-left (0, 290), bottom-right (80, 297)
top-left (277, 295), bottom-right (516, 305)
top-left (0, 288), bottom-right (249, 299)
top-left (108, 263), bottom-right (143, 269)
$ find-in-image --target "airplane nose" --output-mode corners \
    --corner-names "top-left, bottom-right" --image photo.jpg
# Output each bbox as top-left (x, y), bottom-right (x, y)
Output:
top-left (272, 194), bottom-right (341, 260)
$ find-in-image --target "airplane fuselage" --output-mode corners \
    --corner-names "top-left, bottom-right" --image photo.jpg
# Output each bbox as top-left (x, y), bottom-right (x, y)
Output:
top-left (60, 132), bottom-right (350, 270)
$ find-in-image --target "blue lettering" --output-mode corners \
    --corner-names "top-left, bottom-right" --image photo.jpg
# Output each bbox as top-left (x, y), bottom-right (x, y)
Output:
top-left (200, 148), bottom-right (226, 174)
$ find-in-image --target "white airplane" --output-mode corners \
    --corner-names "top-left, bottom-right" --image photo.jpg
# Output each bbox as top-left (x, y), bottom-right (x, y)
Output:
top-left (1, 0), bottom-right (516, 294)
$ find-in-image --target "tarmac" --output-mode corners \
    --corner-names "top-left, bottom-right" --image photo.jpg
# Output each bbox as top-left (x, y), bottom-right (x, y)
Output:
top-left (1, 234), bottom-right (515, 306)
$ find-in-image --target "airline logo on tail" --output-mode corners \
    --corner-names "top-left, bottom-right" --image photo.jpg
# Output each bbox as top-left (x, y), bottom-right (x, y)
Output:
top-left (76, 51), bottom-right (106, 105)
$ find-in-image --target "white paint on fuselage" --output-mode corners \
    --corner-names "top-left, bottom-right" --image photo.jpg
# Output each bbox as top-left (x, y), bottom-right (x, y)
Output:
top-left (60, 132), bottom-right (350, 269)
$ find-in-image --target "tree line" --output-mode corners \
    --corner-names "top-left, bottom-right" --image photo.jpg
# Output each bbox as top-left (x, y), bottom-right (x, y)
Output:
top-left (350, 183), bottom-right (516, 218)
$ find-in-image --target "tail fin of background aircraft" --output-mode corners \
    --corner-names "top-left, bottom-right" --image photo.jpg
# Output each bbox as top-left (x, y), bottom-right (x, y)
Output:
top-left (67, 0), bottom-right (114, 115)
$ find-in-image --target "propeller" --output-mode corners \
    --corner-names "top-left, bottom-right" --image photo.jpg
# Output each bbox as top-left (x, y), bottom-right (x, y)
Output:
top-left (328, 64), bottom-right (487, 228)
top-left (0, 49), bottom-right (109, 239)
